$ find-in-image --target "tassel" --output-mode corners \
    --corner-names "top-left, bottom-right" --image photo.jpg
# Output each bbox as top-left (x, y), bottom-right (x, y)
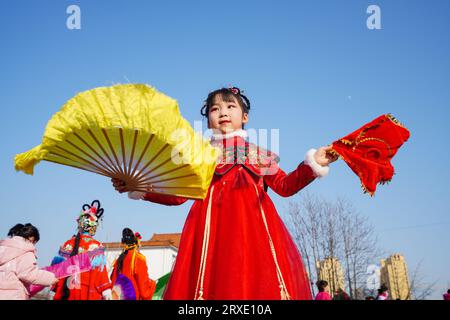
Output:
top-left (216, 182), bottom-right (224, 206)
top-left (232, 167), bottom-right (248, 189)
top-left (196, 290), bottom-right (204, 300)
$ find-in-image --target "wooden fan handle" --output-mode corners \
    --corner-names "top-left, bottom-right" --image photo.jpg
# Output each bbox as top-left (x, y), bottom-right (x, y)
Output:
top-left (111, 173), bottom-right (141, 191)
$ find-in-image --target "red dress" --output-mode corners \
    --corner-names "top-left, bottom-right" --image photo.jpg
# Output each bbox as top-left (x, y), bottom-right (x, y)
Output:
top-left (141, 136), bottom-right (317, 300)
top-left (52, 234), bottom-right (111, 300)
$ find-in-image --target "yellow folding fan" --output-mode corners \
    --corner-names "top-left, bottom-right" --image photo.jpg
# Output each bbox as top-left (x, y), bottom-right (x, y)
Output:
top-left (14, 84), bottom-right (218, 199)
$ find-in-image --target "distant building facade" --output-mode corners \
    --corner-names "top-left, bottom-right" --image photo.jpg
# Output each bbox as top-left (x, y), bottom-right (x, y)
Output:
top-left (316, 257), bottom-right (345, 296)
top-left (380, 254), bottom-right (411, 300)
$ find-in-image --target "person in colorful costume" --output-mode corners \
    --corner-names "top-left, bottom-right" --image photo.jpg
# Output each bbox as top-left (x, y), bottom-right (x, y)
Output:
top-left (110, 228), bottom-right (156, 300)
top-left (52, 200), bottom-right (112, 300)
top-left (113, 87), bottom-right (338, 300)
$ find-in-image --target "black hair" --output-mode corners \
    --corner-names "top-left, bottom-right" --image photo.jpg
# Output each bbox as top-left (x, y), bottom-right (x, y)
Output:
top-left (60, 231), bottom-right (83, 300)
top-left (115, 228), bottom-right (138, 276)
top-left (316, 280), bottom-right (328, 292)
top-left (9, 223), bottom-right (40, 242)
top-left (121, 228), bottom-right (138, 246)
top-left (378, 284), bottom-right (388, 294)
top-left (7, 223), bottom-right (24, 237)
top-left (447, 289), bottom-right (450, 294)
top-left (200, 87), bottom-right (251, 127)
top-left (70, 232), bottom-right (82, 257)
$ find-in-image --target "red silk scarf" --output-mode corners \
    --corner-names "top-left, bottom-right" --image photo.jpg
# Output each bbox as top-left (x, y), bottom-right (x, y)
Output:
top-left (331, 114), bottom-right (410, 196)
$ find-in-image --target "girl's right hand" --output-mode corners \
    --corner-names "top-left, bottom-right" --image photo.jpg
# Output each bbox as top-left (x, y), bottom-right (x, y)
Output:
top-left (111, 178), bottom-right (129, 193)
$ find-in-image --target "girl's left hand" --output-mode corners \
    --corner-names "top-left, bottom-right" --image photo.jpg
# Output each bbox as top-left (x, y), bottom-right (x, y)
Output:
top-left (314, 145), bottom-right (339, 166)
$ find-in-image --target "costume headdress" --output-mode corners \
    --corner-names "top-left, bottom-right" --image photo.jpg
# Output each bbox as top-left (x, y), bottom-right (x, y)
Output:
top-left (77, 200), bottom-right (104, 235)
top-left (121, 229), bottom-right (141, 251)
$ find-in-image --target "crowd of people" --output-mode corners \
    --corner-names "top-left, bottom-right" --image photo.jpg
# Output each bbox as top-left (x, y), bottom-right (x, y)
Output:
top-left (0, 200), bottom-right (156, 300)
top-left (0, 220), bottom-right (448, 300)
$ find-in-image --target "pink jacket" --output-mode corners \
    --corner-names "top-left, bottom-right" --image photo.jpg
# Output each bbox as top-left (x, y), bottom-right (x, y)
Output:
top-left (0, 236), bottom-right (57, 300)
top-left (315, 291), bottom-right (332, 300)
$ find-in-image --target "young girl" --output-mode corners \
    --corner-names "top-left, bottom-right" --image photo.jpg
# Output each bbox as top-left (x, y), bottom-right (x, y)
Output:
top-left (110, 228), bottom-right (156, 300)
top-left (112, 87), bottom-right (337, 300)
top-left (0, 224), bottom-right (58, 300)
top-left (51, 200), bottom-right (112, 300)
top-left (315, 280), bottom-right (332, 300)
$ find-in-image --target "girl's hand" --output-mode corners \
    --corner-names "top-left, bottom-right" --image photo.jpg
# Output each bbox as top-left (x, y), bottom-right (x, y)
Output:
top-left (111, 178), bottom-right (129, 193)
top-left (314, 146), bottom-right (338, 166)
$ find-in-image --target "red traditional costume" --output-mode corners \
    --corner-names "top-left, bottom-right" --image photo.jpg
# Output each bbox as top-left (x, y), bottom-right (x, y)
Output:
top-left (110, 233), bottom-right (156, 300)
top-left (129, 130), bottom-right (330, 300)
top-left (52, 200), bottom-right (112, 300)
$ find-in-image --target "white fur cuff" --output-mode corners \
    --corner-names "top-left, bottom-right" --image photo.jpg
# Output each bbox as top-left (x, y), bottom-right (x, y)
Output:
top-left (128, 191), bottom-right (146, 200)
top-left (304, 148), bottom-right (330, 178)
top-left (211, 129), bottom-right (248, 141)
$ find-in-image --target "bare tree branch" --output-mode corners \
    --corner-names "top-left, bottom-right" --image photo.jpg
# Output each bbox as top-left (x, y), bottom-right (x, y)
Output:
top-left (408, 260), bottom-right (438, 300)
top-left (285, 192), bottom-right (382, 300)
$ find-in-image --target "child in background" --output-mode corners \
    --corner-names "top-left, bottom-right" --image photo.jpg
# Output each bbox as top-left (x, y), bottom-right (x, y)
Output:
top-left (110, 228), bottom-right (156, 300)
top-left (315, 280), bottom-right (332, 300)
top-left (0, 224), bottom-right (58, 300)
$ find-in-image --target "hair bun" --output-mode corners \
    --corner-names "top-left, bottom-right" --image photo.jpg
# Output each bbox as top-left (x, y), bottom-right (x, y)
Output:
top-left (121, 227), bottom-right (137, 244)
top-left (122, 227), bottom-right (133, 237)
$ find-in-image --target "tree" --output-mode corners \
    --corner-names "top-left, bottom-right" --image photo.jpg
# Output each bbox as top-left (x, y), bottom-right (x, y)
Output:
top-left (286, 192), bottom-right (381, 299)
top-left (407, 260), bottom-right (438, 300)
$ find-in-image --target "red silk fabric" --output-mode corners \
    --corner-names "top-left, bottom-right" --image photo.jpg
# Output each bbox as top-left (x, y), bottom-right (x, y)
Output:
top-left (331, 114), bottom-right (410, 196)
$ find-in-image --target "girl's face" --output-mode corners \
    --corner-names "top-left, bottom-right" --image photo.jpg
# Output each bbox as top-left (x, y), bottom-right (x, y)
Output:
top-left (208, 94), bottom-right (248, 134)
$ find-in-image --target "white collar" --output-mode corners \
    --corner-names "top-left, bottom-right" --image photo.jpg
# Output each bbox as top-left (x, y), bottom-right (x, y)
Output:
top-left (210, 129), bottom-right (248, 141)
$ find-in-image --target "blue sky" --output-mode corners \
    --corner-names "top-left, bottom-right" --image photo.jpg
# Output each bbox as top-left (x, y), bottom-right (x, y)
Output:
top-left (1, 0), bottom-right (449, 299)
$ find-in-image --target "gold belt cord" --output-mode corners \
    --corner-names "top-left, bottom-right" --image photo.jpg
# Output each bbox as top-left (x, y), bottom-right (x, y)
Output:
top-left (195, 185), bottom-right (215, 300)
top-left (253, 184), bottom-right (291, 300)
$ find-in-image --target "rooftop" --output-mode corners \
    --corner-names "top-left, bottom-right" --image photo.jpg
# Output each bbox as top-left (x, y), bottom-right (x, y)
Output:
top-left (103, 233), bottom-right (181, 250)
